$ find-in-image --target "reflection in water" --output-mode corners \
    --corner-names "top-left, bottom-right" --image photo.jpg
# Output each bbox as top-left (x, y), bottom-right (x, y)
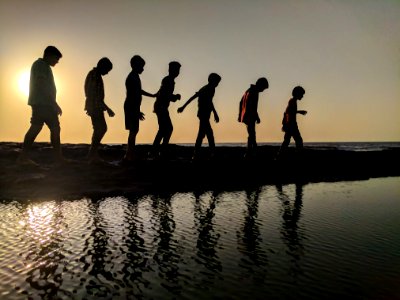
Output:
top-left (80, 200), bottom-right (114, 297)
top-left (121, 199), bottom-right (150, 297)
top-left (24, 202), bottom-right (66, 299)
top-left (237, 187), bottom-right (268, 285)
top-left (150, 193), bottom-right (182, 296)
top-left (0, 177), bottom-right (399, 299)
top-left (276, 183), bottom-right (304, 278)
top-left (193, 191), bottom-right (222, 279)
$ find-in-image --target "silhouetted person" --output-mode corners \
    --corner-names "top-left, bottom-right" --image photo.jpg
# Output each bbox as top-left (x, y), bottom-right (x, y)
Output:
top-left (18, 46), bottom-right (64, 165)
top-left (177, 73), bottom-right (221, 159)
top-left (277, 86), bottom-right (307, 157)
top-left (84, 57), bottom-right (115, 164)
top-left (152, 61), bottom-right (181, 158)
top-left (238, 77), bottom-right (269, 158)
top-left (123, 55), bottom-right (156, 162)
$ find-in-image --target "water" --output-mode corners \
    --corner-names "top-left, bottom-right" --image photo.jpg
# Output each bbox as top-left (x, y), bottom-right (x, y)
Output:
top-left (0, 177), bottom-right (399, 299)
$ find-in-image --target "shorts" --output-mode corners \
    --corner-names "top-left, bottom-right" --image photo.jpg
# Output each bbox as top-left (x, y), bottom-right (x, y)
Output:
top-left (90, 111), bottom-right (107, 132)
top-left (124, 101), bottom-right (139, 132)
top-left (30, 105), bottom-right (60, 129)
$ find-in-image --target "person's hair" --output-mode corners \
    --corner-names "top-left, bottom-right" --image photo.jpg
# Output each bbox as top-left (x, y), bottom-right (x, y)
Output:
top-left (292, 86), bottom-right (305, 97)
top-left (208, 73), bottom-right (221, 84)
top-left (130, 55), bottom-right (145, 68)
top-left (256, 77), bottom-right (269, 89)
top-left (169, 61), bottom-right (181, 69)
top-left (43, 46), bottom-right (62, 58)
top-left (97, 57), bottom-right (113, 70)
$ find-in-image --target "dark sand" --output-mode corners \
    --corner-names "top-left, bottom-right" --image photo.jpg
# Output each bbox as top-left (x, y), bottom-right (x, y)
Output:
top-left (1, 142), bottom-right (399, 200)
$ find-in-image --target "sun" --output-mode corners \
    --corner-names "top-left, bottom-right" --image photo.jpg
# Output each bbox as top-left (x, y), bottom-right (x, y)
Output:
top-left (18, 70), bottom-right (30, 97)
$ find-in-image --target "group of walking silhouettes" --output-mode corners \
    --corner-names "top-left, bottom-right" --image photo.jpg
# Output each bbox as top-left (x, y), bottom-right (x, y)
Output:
top-left (18, 46), bottom-right (307, 165)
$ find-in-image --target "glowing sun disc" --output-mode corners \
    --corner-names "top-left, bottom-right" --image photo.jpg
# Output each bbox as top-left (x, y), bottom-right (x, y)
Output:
top-left (18, 71), bottom-right (30, 97)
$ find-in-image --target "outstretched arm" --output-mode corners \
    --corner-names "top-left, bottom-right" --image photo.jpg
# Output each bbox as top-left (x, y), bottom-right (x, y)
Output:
top-left (177, 93), bottom-right (197, 113)
top-left (297, 110), bottom-right (307, 115)
top-left (142, 90), bottom-right (157, 98)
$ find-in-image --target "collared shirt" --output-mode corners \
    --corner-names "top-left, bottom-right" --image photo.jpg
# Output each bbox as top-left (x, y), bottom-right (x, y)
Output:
top-left (84, 67), bottom-right (105, 114)
top-left (28, 58), bottom-right (56, 106)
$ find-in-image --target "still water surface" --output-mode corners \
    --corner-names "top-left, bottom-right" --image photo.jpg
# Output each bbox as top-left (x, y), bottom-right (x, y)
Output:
top-left (0, 177), bottom-right (399, 299)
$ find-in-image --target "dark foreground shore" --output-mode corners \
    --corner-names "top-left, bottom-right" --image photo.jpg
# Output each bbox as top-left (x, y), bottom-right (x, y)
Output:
top-left (1, 142), bottom-right (399, 199)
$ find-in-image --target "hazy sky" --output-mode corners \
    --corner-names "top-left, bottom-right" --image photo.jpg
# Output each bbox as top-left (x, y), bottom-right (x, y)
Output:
top-left (1, 0), bottom-right (399, 143)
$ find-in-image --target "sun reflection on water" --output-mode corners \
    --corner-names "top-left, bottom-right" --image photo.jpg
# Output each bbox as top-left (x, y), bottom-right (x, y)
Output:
top-left (26, 202), bottom-right (58, 245)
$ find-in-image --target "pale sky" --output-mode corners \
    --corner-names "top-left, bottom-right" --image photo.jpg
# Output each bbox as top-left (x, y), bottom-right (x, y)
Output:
top-left (1, 0), bottom-right (399, 143)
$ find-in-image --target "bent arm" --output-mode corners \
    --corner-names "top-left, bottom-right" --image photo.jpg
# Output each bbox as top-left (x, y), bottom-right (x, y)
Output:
top-left (171, 93), bottom-right (181, 102)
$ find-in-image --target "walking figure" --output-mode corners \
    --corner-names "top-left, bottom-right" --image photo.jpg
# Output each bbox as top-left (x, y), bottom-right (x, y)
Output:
top-left (177, 73), bottom-right (221, 159)
top-left (152, 61), bottom-right (181, 158)
top-left (238, 77), bottom-right (269, 158)
top-left (18, 46), bottom-right (65, 165)
top-left (123, 55), bottom-right (156, 162)
top-left (84, 57), bottom-right (114, 164)
top-left (277, 86), bottom-right (307, 157)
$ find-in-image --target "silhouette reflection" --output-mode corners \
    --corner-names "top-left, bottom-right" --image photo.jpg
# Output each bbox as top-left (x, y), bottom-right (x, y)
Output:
top-left (80, 199), bottom-right (114, 297)
top-left (121, 199), bottom-right (150, 295)
top-left (150, 193), bottom-right (182, 295)
top-left (276, 183), bottom-right (305, 277)
top-left (237, 188), bottom-right (268, 284)
top-left (193, 191), bottom-right (222, 275)
top-left (24, 202), bottom-right (67, 298)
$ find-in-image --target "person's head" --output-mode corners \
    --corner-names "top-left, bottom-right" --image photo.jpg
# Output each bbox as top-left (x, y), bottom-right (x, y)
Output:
top-left (97, 57), bottom-right (113, 75)
top-left (43, 46), bottom-right (62, 66)
top-left (168, 61), bottom-right (181, 78)
top-left (130, 55), bottom-right (145, 74)
top-left (255, 77), bottom-right (269, 92)
top-left (208, 73), bottom-right (221, 87)
top-left (292, 86), bottom-right (305, 100)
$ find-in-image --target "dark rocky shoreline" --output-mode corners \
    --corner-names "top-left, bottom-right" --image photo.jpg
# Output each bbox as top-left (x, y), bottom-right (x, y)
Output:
top-left (1, 142), bottom-right (399, 200)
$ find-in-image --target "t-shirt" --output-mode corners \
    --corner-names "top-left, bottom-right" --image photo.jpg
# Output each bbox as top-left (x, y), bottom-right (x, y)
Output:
top-left (285, 98), bottom-right (297, 125)
top-left (154, 76), bottom-right (175, 113)
top-left (28, 58), bottom-right (56, 106)
top-left (196, 84), bottom-right (215, 119)
top-left (125, 71), bottom-right (142, 114)
top-left (238, 85), bottom-right (259, 124)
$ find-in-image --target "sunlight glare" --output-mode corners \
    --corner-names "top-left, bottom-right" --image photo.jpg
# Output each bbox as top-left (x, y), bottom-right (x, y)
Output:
top-left (18, 70), bottom-right (30, 97)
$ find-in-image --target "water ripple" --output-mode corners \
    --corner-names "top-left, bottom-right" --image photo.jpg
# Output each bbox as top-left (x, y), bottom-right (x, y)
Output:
top-left (0, 177), bottom-right (399, 299)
